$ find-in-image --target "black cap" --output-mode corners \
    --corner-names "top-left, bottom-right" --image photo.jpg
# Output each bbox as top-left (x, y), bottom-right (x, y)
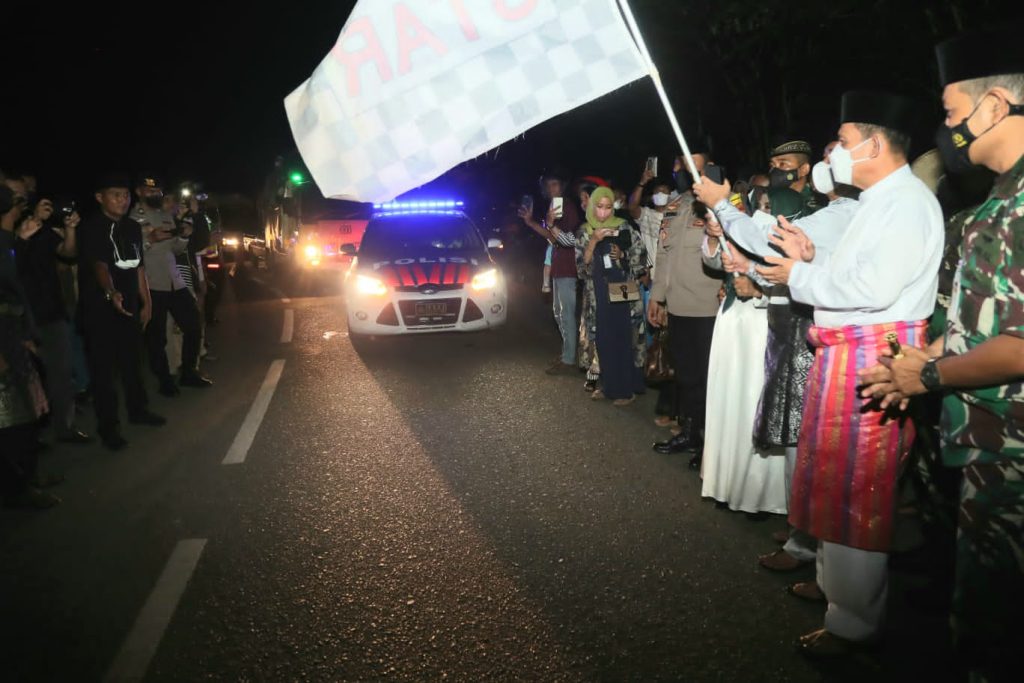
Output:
top-left (936, 28), bottom-right (1024, 87)
top-left (95, 173), bottom-right (132, 192)
top-left (840, 91), bottom-right (920, 136)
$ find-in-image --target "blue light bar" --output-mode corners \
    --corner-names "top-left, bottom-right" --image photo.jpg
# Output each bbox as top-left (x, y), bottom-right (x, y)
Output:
top-left (374, 210), bottom-right (464, 218)
top-left (372, 199), bottom-right (465, 211)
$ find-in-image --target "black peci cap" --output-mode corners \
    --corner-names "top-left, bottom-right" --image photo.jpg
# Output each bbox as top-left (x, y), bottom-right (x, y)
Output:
top-left (936, 28), bottom-right (1024, 87)
top-left (840, 91), bottom-right (920, 136)
top-left (95, 173), bottom-right (132, 192)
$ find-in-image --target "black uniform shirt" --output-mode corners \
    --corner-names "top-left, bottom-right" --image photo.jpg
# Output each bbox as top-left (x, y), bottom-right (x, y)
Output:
top-left (77, 212), bottom-right (145, 315)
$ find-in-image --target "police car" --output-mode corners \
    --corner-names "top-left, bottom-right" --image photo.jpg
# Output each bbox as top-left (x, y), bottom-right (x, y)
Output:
top-left (342, 200), bottom-right (507, 337)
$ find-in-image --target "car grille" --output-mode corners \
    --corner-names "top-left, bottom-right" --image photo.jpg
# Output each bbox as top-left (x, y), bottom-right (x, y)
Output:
top-left (393, 283), bottom-right (464, 294)
top-left (397, 298), bottom-right (462, 327)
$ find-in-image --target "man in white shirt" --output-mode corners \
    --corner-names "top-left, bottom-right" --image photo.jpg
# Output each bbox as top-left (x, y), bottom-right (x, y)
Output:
top-left (756, 91), bottom-right (944, 658)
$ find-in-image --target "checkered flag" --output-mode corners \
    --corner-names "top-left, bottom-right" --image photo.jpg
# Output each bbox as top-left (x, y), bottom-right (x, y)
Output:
top-left (285, 0), bottom-right (647, 202)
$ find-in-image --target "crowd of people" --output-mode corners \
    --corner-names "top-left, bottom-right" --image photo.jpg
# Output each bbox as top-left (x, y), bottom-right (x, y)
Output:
top-left (1, 172), bottom-right (219, 510)
top-left (518, 29), bottom-right (1020, 680)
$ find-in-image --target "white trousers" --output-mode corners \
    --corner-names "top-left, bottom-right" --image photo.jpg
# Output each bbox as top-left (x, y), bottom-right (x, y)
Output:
top-left (783, 446), bottom-right (817, 561)
top-left (817, 541), bottom-right (888, 641)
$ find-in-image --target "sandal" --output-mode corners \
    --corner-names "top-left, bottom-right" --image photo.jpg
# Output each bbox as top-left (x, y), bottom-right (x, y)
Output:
top-left (758, 549), bottom-right (811, 572)
top-left (590, 389), bottom-right (606, 400)
top-left (786, 581), bottom-right (826, 603)
top-left (613, 396), bottom-right (636, 407)
top-left (654, 415), bottom-right (676, 428)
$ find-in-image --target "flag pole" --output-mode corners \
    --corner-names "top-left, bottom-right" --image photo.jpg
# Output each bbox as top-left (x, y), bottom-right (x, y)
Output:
top-left (615, 0), bottom-right (702, 183)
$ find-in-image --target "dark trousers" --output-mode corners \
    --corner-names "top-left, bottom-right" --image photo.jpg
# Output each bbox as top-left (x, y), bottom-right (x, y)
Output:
top-left (0, 423), bottom-right (39, 499)
top-left (146, 288), bottom-right (201, 381)
top-left (37, 319), bottom-right (76, 435)
top-left (667, 314), bottom-right (716, 430)
top-left (82, 312), bottom-right (148, 437)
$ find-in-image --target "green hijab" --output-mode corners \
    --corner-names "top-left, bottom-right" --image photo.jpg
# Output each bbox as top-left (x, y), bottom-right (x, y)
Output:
top-left (584, 186), bottom-right (625, 234)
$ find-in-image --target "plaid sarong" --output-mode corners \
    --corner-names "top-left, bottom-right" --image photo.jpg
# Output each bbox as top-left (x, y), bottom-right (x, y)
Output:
top-left (789, 320), bottom-right (927, 552)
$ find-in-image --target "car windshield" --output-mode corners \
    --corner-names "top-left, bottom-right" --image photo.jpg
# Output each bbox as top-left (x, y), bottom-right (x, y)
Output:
top-left (360, 215), bottom-right (483, 253)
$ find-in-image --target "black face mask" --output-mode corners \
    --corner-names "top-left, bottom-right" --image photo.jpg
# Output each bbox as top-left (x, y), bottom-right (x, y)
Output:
top-left (143, 195), bottom-right (163, 209)
top-left (936, 94), bottom-right (1024, 175)
top-left (768, 166), bottom-right (798, 190)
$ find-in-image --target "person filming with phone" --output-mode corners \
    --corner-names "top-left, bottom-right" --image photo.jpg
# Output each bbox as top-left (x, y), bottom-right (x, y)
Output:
top-left (518, 168), bottom-right (581, 375)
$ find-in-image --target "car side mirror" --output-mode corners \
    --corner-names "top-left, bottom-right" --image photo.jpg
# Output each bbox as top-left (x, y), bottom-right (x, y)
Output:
top-left (487, 238), bottom-right (503, 250)
top-left (340, 243), bottom-right (358, 256)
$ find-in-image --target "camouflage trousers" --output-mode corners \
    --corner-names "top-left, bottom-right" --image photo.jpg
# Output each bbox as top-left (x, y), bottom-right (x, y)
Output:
top-left (953, 458), bottom-right (1024, 682)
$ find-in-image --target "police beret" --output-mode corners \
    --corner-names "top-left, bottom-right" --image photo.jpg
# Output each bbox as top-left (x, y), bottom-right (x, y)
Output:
top-left (840, 91), bottom-right (920, 136)
top-left (936, 28), bottom-right (1024, 87)
top-left (770, 140), bottom-right (812, 157)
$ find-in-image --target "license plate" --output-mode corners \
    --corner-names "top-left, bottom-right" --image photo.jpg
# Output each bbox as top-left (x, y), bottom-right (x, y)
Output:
top-left (415, 302), bottom-right (448, 316)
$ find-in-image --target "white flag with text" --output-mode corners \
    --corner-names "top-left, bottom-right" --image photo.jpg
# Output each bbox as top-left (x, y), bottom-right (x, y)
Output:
top-left (285, 0), bottom-right (647, 202)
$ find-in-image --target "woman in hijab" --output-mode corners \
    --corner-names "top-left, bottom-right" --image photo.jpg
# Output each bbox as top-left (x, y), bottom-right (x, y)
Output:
top-left (577, 186), bottom-right (648, 405)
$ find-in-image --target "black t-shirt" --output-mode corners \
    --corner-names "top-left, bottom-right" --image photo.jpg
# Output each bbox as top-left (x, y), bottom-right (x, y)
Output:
top-left (77, 212), bottom-right (145, 314)
top-left (15, 227), bottom-right (68, 325)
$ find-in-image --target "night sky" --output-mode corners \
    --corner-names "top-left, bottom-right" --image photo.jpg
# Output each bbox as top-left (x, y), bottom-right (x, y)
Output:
top-left (7, 0), bottom-right (1023, 206)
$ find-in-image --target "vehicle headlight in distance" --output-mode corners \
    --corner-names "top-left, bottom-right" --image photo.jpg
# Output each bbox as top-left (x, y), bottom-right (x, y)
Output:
top-left (222, 237), bottom-right (240, 247)
top-left (355, 274), bottom-right (388, 296)
top-left (470, 268), bottom-right (498, 291)
top-left (304, 244), bottom-right (321, 260)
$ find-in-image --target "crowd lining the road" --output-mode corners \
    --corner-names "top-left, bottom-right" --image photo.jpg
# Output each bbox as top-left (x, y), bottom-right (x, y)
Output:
top-left (1, 171), bottom-right (222, 508)
top-left (513, 29), bottom-right (1021, 680)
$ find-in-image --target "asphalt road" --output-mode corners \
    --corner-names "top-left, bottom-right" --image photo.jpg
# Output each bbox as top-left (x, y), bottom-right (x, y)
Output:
top-left (1, 257), bottom-right (958, 682)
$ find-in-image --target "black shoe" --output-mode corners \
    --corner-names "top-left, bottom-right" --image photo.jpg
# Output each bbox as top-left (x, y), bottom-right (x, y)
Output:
top-left (128, 411), bottom-right (167, 427)
top-left (101, 433), bottom-right (128, 451)
top-left (179, 373), bottom-right (213, 388)
top-left (158, 380), bottom-right (180, 397)
top-left (688, 453), bottom-right (702, 470)
top-left (653, 418), bottom-right (703, 454)
top-left (56, 430), bottom-right (93, 445)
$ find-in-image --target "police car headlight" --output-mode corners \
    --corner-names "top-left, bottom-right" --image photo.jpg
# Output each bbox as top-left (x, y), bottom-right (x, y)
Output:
top-left (222, 237), bottom-right (239, 247)
top-left (470, 268), bottom-right (498, 291)
top-left (303, 244), bottom-right (321, 260)
top-left (355, 274), bottom-right (388, 296)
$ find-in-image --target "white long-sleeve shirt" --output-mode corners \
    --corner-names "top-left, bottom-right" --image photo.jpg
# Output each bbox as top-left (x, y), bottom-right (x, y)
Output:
top-left (713, 196), bottom-right (860, 260)
top-left (788, 165), bottom-right (943, 328)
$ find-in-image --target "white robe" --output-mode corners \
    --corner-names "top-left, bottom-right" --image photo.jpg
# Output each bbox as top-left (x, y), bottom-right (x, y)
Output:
top-left (700, 295), bottom-right (787, 514)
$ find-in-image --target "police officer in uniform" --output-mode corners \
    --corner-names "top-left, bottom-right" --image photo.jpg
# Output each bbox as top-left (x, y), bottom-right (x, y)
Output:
top-left (133, 175), bottom-right (211, 396)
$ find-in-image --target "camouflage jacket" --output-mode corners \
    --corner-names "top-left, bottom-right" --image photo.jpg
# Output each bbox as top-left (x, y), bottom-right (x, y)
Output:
top-left (942, 153), bottom-right (1024, 466)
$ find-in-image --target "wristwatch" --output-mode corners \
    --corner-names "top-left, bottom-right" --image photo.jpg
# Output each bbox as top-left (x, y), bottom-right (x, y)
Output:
top-left (920, 358), bottom-right (943, 392)
top-left (104, 289), bottom-right (119, 302)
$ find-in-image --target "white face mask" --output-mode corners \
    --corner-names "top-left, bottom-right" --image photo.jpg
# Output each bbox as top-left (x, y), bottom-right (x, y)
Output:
top-left (613, 200), bottom-right (623, 210)
top-left (811, 161), bottom-right (835, 195)
top-left (110, 223), bottom-right (141, 270)
top-left (651, 192), bottom-right (670, 207)
top-left (828, 138), bottom-right (873, 186)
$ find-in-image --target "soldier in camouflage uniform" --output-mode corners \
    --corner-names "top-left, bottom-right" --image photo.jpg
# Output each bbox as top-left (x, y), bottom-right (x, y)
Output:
top-left (858, 29), bottom-right (1024, 681)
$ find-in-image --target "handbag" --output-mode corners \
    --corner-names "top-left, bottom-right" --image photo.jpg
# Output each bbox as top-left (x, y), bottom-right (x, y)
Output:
top-left (645, 329), bottom-right (674, 383)
top-left (607, 279), bottom-right (640, 303)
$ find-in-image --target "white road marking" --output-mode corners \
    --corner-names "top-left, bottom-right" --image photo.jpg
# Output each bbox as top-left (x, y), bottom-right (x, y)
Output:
top-left (104, 539), bottom-right (207, 683)
top-left (222, 359), bottom-right (286, 465)
top-left (281, 309), bottom-right (294, 344)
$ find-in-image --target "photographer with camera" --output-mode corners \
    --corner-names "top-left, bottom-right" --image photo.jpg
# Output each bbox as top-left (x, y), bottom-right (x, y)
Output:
top-left (133, 176), bottom-right (211, 397)
top-left (14, 187), bottom-right (92, 445)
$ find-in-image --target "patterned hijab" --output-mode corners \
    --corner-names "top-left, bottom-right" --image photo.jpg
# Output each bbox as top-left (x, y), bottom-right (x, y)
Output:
top-left (584, 186), bottom-right (625, 234)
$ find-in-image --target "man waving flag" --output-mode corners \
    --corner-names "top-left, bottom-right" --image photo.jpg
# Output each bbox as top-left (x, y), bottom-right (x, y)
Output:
top-left (285, 0), bottom-right (647, 202)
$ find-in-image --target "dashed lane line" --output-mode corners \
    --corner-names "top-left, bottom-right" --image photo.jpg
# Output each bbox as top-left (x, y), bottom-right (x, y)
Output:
top-left (104, 539), bottom-right (207, 683)
top-left (222, 359), bottom-right (286, 465)
top-left (281, 309), bottom-right (294, 344)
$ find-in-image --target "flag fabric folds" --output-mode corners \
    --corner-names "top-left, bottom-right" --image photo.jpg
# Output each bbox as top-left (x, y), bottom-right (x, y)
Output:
top-left (285, 0), bottom-right (647, 202)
